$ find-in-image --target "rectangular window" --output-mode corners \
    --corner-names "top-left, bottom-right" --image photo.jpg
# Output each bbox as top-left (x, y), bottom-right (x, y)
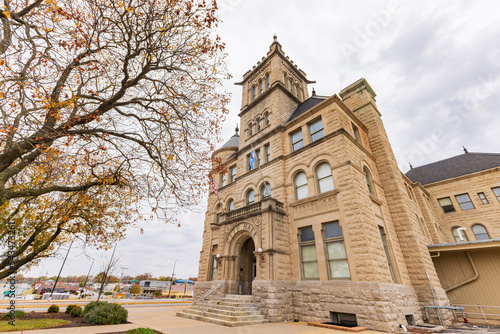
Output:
top-left (379, 226), bottom-right (397, 283)
top-left (455, 193), bottom-right (475, 211)
top-left (438, 197), bottom-right (456, 213)
top-left (210, 256), bottom-right (216, 281)
top-left (264, 144), bottom-right (270, 163)
top-left (323, 222), bottom-right (350, 279)
top-left (299, 226), bottom-right (319, 280)
top-left (230, 166), bottom-right (236, 183)
top-left (256, 149), bottom-right (261, 167)
top-left (220, 173), bottom-right (226, 187)
top-left (291, 129), bottom-right (304, 151)
top-left (309, 118), bottom-right (325, 142)
top-left (352, 123), bottom-right (360, 143)
top-left (478, 192), bottom-right (489, 204)
top-left (492, 187), bottom-right (500, 202)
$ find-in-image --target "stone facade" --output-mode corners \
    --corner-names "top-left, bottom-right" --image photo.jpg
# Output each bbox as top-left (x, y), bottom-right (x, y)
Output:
top-left (192, 37), bottom-right (497, 332)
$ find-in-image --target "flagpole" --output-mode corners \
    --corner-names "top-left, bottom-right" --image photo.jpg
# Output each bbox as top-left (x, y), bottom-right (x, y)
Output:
top-left (251, 144), bottom-right (270, 198)
top-left (210, 175), bottom-right (225, 214)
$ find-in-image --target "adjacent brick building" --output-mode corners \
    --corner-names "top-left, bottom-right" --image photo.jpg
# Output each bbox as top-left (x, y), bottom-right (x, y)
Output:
top-left (193, 37), bottom-right (500, 331)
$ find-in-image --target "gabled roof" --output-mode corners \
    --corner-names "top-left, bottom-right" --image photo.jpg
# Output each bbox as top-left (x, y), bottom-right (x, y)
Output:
top-left (405, 152), bottom-right (500, 185)
top-left (286, 95), bottom-right (328, 123)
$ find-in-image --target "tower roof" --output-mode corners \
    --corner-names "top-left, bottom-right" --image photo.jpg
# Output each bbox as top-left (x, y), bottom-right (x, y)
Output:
top-left (405, 152), bottom-right (500, 185)
top-left (219, 126), bottom-right (240, 149)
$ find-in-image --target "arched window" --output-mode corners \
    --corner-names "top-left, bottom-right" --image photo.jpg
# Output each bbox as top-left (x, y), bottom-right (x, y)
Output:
top-left (363, 167), bottom-right (374, 195)
top-left (246, 189), bottom-right (255, 205)
top-left (227, 199), bottom-right (235, 211)
top-left (259, 80), bottom-right (263, 94)
top-left (294, 172), bottom-right (308, 200)
top-left (214, 205), bottom-right (221, 224)
top-left (316, 163), bottom-right (334, 193)
top-left (248, 123), bottom-right (253, 137)
top-left (266, 73), bottom-right (270, 88)
top-left (257, 118), bottom-right (261, 131)
top-left (252, 86), bottom-right (256, 100)
top-left (283, 73), bottom-right (287, 87)
top-left (472, 224), bottom-right (490, 240)
top-left (451, 227), bottom-right (468, 242)
top-left (261, 183), bottom-right (271, 199)
top-left (265, 113), bottom-right (270, 125)
top-left (289, 78), bottom-right (293, 90)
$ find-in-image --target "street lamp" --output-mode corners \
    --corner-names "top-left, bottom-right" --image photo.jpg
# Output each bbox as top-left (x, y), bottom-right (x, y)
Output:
top-left (167, 259), bottom-right (178, 299)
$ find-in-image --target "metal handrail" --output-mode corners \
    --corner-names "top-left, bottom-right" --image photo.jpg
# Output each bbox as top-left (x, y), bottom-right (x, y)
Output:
top-left (192, 281), bottom-right (225, 316)
top-left (452, 304), bottom-right (500, 324)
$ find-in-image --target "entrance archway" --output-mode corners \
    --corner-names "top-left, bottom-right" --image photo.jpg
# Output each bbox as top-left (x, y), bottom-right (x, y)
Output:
top-left (237, 237), bottom-right (256, 295)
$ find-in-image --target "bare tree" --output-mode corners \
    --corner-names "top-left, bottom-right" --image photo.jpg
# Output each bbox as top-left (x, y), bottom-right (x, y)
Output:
top-left (0, 0), bottom-right (229, 279)
top-left (96, 246), bottom-right (121, 302)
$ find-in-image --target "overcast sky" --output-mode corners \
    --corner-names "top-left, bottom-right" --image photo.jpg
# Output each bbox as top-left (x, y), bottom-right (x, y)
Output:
top-left (24, 0), bottom-right (500, 280)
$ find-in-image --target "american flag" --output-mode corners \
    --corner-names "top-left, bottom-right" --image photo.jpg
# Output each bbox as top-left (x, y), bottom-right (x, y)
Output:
top-left (210, 177), bottom-right (219, 197)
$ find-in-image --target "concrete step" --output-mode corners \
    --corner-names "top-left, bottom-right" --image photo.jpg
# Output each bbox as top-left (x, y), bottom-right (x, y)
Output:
top-left (183, 308), bottom-right (265, 320)
top-left (224, 294), bottom-right (253, 299)
top-left (176, 293), bottom-right (267, 327)
top-left (194, 303), bottom-right (259, 312)
top-left (177, 311), bottom-right (268, 327)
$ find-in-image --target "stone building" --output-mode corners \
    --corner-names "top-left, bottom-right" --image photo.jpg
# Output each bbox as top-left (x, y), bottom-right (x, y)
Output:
top-left (186, 37), bottom-right (500, 331)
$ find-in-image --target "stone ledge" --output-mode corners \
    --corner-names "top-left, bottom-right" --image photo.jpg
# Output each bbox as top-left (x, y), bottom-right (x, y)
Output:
top-left (308, 321), bottom-right (369, 332)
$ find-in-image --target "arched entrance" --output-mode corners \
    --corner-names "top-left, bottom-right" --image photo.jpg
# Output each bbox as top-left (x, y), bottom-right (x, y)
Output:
top-left (237, 237), bottom-right (256, 295)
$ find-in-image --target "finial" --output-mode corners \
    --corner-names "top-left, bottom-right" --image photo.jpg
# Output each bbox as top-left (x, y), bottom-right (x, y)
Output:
top-left (409, 162), bottom-right (413, 170)
top-left (312, 88), bottom-right (316, 96)
top-left (463, 146), bottom-right (468, 154)
top-left (235, 124), bottom-right (239, 135)
top-left (273, 34), bottom-right (277, 42)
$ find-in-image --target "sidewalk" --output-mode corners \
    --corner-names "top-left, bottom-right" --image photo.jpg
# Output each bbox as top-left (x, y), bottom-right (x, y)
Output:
top-left (4, 305), bottom-right (384, 334)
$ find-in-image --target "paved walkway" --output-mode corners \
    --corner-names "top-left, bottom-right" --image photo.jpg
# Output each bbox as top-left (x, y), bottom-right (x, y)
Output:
top-left (8, 305), bottom-right (496, 334)
top-left (5, 305), bottom-right (383, 334)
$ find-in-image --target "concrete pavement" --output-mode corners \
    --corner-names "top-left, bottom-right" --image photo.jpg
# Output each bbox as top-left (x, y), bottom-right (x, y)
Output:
top-left (4, 304), bottom-right (384, 334)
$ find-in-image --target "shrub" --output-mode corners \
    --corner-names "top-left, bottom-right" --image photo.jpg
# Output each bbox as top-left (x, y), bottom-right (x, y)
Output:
top-left (82, 302), bottom-right (128, 325)
top-left (65, 304), bottom-right (77, 314)
top-left (82, 301), bottom-right (100, 315)
top-left (2, 310), bottom-right (25, 320)
top-left (126, 328), bottom-right (157, 334)
top-left (104, 291), bottom-right (113, 296)
top-left (70, 305), bottom-right (83, 317)
top-left (47, 304), bottom-right (59, 313)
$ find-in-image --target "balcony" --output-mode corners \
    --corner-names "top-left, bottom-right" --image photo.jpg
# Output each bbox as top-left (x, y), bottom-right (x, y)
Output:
top-left (215, 197), bottom-right (285, 225)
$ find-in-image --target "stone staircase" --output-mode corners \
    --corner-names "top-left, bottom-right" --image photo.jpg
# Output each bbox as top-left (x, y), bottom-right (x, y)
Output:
top-left (176, 294), bottom-right (267, 327)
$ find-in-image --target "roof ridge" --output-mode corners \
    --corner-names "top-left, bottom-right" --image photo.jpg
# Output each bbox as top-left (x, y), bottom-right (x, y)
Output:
top-left (409, 152), bottom-right (500, 171)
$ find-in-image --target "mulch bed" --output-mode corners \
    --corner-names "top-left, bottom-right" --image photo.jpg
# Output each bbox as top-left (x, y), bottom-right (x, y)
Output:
top-left (18, 312), bottom-right (130, 329)
top-left (6, 312), bottom-right (162, 333)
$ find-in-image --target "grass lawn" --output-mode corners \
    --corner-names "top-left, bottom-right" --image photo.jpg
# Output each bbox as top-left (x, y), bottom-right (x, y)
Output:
top-left (0, 318), bottom-right (70, 332)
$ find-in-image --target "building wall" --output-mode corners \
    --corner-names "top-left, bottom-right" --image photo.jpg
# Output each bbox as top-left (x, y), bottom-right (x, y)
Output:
top-left (195, 39), bottom-right (457, 331)
top-left (421, 169), bottom-right (500, 243)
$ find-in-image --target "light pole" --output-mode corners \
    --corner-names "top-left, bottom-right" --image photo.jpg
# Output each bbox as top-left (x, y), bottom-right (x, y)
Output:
top-left (80, 257), bottom-right (94, 299)
top-left (114, 267), bottom-right (127, 299)
top-left (167, 259), bottom-right (178, 299)
top-left (50, 239), bottom-right (74, 300)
